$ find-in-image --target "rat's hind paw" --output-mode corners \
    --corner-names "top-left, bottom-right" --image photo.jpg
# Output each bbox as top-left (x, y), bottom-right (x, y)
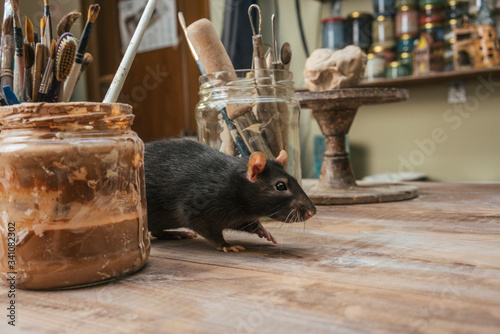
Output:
top-left (217, 245), bottom-right (246, 253)
top-left (255, 228), bottom-right (278, 244)
top-left (153, 231), bottom-right (198, 240)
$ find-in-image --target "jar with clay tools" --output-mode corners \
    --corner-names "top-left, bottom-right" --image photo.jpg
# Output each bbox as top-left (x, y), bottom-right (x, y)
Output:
top-left (345, 12), bottom-right (373, 52)
top-left (0, 103), bottom-right (150, 290)
top-left (373, 13), bottom-right (396, 47)
top-left (396, 5), bottom-right (419, 37)
top-left (322, 17), bottom-right (346, 51)
top-left (195, 69), bottom-right (302, 182)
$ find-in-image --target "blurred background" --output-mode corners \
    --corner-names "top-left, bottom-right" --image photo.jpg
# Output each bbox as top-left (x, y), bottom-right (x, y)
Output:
top-left (7, 0), bottom-right (500, 182)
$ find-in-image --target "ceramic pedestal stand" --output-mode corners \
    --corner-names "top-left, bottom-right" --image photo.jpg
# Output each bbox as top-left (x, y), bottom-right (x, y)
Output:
top-left (295, 88), bottom-right (418, 205)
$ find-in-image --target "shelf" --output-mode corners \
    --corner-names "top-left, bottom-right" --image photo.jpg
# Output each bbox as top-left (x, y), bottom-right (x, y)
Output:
top-left (359, 66), bottom-right (500, 87)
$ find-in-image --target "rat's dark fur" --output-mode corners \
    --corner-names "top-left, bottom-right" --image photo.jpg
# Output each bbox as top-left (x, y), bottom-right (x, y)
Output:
top-left (144, 139), bottom-right (316, 250)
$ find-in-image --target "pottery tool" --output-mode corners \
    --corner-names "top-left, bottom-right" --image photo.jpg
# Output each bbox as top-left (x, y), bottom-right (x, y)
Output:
top-left (43, 0), bottom-right (53, 40)
top-left (248, 5), bottom-right (283, 157)
top-left (37, 39), bottom-right (56, 102)
top-left (10, 0), bottom-right (25, 101)
top-left (185, 17), bottom-right (253, 157)
top-left (32, 43), bottom-right (45, 101)
top-left (56, 10), bottom-right (81, 37)
top-left (3, 85), bottom-right (19, 104)
top-left (103, 0), bottom-right (158, 103)
top-left (23, 43), bottom-right (34, 102)
top-left (178, 12), bottom-right (205, 75)
top-left (62, 4), bottom-right (100, 102)
top-left (0, 15), bottom-right (14, 97)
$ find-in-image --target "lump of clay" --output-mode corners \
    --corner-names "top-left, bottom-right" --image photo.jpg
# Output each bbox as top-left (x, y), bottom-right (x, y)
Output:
top-left (304, 46), bottom-right (367, 91)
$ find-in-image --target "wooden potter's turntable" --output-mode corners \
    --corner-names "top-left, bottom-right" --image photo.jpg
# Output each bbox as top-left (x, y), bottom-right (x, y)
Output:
top-left (295, 88), bottom-right (418, 205)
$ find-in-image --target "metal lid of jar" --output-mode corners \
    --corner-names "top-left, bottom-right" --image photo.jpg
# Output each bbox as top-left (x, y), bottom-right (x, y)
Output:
top-left (322, 17), bottom-right (344, 24)
top-left (399, 34), bottom-right (417, 40)
top-left (348, 11), bottom-right (372, 19)
top-left (389, 61), bottom-right (401, 67)
top-left (400, 52), bottom-right (412, 58)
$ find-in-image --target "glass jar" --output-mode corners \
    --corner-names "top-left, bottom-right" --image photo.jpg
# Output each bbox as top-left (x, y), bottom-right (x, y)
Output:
top-left (397, 34), bottom-right (418, 53)
top-left (445, 0), bottom-right (469, 20)
top-left (396, 5), bottom-right (419, 37)
top-left (195, 69), bottom-right (302, 182)
top-left (443, 18), bottom-right (459, 43)
top-left (420, 22), bottom-right (445, 41)
top-left (364, 53), bottom-right (387, 80)
top-left (374, 0), bottom-right (396, 13)
top-left (399, 52), bottom-right (414, 73)
top-left (322, 17), bottom-right (345, 50)
top-left (345, 12), bottom-right (373, 52)
top-left (370, 44), bottom-right (397, 64)
top-left (0, 103), bottom-right (150, 290)
top-left (386, 61), bottom-right (411, 77)
top-left (420, 4), bottom-right (445, 25)
top-left (373, 13), bottom-right (395, 44)
top-left (396, 0), bottom-right (417, 7)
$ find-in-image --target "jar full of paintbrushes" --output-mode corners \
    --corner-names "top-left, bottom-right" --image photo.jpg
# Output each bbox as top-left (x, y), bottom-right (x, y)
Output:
top-left (0, 102), bottom-right (150, 290)
top-left (195, 69), bottom-right (302, 182)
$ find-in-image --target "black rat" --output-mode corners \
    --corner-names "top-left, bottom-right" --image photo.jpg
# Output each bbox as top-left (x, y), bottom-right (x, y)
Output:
top-left (144, 138), bottom-right (316, 253)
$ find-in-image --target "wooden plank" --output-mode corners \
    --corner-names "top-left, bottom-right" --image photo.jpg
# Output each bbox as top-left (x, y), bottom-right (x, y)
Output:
top-left (1, 182), bottom-right (500, 333)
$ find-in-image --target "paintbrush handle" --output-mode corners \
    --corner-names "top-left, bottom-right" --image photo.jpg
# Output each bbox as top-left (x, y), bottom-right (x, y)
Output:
top-left (0, 36), bottom-right (14, 97)
top-left (37, 58), bottom-right (55, 102)
top-left (103, 0), bottom-right (159, 103)
top-left (33, 44), bottom-right (45, 101)
top-left (24, 69), bottom-right (33, 102)
top-left (62, 61), bottom-right (82, 102)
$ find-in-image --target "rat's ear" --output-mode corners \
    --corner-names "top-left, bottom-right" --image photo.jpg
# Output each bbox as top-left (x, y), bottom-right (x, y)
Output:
top-left (247, 152), bottom-right (266, 181)
top-left (276, 150), bottom-right (288, 167)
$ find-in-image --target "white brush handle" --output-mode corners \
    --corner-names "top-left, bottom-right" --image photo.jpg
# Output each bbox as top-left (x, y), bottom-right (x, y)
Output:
top-left (62, 62), bottom-right (81, 102)
top-left (103, 0), bottom-right (159, 103)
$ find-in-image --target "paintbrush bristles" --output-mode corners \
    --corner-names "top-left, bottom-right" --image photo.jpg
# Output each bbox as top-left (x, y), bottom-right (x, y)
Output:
top-left (41, 17), bottom-right (46, 35)
top-left (81, 53), bottom-right (93, 72)
top-left (3, 16), bottom-right (13, 36)
top-left (23, 43), bottom-right (35, 68)
top-left (50, 39), bottom-right (57, 59)
top-left (57, 11), bottom-right (82, 37)
top-left (44, 0), bottom-right (50, 5)
top-left (56, 36), bottom-right (77, 81)
top-left (25, 17), bottom-right (34, 43)
top-left (88, 4), bottom-right (101, 24)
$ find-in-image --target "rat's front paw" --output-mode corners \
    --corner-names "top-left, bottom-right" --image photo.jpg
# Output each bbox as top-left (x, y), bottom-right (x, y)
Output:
top-left (255, 228), bottom-right (277, 244)
top-left (217, 244), bottom-right (246, 253)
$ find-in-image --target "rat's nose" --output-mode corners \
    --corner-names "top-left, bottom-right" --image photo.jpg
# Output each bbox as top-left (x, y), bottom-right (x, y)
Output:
top-left (304, 208), bottom-right (316, 220)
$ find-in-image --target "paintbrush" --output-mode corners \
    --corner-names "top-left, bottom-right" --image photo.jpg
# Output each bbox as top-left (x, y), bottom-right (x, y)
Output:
top-left (46, 33), bottom-right (76, 102)
top-left (37, 39), bottom-right (56, 102)
top-left (32, 43), bottom-right (46, 101)
top-left (76, 52), bottom-right (93, 83)
top-left (0, 16), bottom-right (14, 99)
top-left (44, 0), bottom-right (53, 40)
top-left (23, 43), bottom-right (34, 102)
top-left (10, 0), bottom-right (25, 102)
top-left (25, 17), bottom-right (35, 82)
top-left (40, 17), bottom-right (50, 72)
top-left (3, 85), bottom-right (19, 105)
top-left (56, 10), bottom-right (81, 37)
top-left (62, 4), bottom-right (100, 102)
top-left (178, 12), bottom-right (205, 75)
top-left (103, 0), bottom-right (158, 103)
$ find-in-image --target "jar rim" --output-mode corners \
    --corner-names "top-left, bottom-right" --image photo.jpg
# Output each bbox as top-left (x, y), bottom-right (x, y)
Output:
top-left (0, 102), bottom-right (134, 130)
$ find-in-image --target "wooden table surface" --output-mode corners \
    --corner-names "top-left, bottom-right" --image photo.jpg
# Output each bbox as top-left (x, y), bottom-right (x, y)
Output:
top-left (2, 182), bottom-right (500, 334)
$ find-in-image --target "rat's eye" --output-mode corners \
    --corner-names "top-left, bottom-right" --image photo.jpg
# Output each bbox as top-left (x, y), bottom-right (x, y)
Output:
top-left (275, 182), bottom-right (287, 191)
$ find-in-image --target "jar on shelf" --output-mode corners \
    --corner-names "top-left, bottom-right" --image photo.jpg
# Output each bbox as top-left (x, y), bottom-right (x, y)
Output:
top-left (371, 44), bottom-right (398, 63)
top-left (398, 52), bottom-right (414, 73)
top-left (419, 0), bottom-right (445, 6)
top-left (396, 5), bottom-right (419, 37)
top-left (374, 0), bottom-right (397, 14)
top-left (444, 42), bottom-right (454, 71)
top-left (397, 34), bottom-right (418, 53)
top-left (365, 53), bottom-right (387, 80)
top-left (386, 61), bottom-right (411, 78)
top-left (373, 13), bottom-right (396, 46)
top-left (420, 22), bottom-right (445, 41)
top-left (445, 0), bottom-right (469, 20)
top-left (396, 0), bottom-right (418, 7)
top-left (0, 103), bottom-right (150, 290)
top-left (322, 17), bottom-right (345, 51)
top-left (345, 12), bottom-right (373, 52)
top-left (420, 4), bottom-right (445, 25)
top-left (196, 69), bottom-right (302, 181)
top-left (443, 18), bottom-right (459, 43)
